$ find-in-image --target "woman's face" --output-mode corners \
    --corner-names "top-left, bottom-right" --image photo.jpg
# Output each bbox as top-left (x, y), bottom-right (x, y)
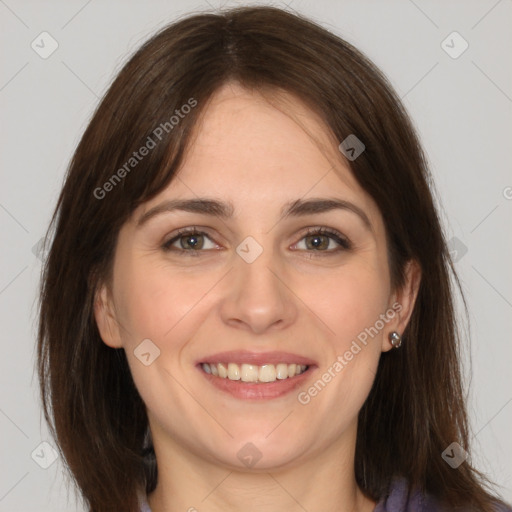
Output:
top-left (96, 82), bottom-right (416, 470)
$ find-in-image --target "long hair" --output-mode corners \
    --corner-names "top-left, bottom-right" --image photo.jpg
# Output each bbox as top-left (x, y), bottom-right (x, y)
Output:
top-left (37, 6), bottom-right (507, 511)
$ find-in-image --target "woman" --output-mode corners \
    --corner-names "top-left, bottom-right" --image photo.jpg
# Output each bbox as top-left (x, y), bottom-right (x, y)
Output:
top-left (37, 6), bottom-right (511, 512)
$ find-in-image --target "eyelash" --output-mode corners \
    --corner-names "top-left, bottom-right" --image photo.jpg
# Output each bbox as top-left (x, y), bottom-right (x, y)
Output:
top-left (162, 226), bottom-right (352, 257)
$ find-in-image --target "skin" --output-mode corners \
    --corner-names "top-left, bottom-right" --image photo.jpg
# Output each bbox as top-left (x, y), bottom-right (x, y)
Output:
top-left (95, 82), bottom-right (421, 512)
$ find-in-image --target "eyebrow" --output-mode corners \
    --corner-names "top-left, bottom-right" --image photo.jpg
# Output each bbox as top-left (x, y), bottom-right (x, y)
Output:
top-left (136, 197), bottom-right (372, 231)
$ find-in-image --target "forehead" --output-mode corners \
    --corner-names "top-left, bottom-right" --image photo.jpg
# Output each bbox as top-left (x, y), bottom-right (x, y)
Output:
top-left (181, 82), bottom-right (356, 190)
top-left (137, 82), bottom-right (383, 229)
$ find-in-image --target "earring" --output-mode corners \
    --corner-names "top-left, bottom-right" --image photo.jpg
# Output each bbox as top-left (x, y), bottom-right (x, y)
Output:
top-left (389, 331), bottom-right (402, 349)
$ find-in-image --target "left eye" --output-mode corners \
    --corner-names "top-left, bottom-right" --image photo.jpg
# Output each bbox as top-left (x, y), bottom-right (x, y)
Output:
top-left (293, 229), bottom-right (350, 252)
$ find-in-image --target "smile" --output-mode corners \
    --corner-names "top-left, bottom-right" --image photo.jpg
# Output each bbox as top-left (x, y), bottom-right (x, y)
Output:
top-left (196, 350), bottom-right (317, 399)
top-left (201, 362), bottom-right (308, 383)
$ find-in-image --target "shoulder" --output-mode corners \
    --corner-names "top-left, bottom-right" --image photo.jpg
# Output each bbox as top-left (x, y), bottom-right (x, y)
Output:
top-left (373, 477), bottom-right (512, 512)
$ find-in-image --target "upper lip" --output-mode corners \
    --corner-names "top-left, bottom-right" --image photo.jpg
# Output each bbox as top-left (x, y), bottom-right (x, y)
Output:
top-left (197, 350), bottom-right (317, 367)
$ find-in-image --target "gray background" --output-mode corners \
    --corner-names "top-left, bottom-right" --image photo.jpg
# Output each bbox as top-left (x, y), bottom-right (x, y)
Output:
top-left (1, 0), bottom-right (511, 510)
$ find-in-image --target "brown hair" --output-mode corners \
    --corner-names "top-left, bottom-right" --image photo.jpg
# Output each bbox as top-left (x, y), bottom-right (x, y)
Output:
top-left (37, 6), bottom-right (508, 512)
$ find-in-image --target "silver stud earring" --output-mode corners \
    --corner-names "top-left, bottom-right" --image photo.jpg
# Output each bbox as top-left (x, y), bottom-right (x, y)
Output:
top-left (389, 331), bottom-right (402, 349)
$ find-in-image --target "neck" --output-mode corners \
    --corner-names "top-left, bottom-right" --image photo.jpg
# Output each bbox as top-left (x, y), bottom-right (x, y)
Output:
top-left (146, 421), bottom-right (376, 512)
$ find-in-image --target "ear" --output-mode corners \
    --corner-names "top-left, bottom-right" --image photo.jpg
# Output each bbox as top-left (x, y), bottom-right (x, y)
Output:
top-left (94, 284), bottom-right (123, 348)
top-left (381, 259), bottom-right (422, 352)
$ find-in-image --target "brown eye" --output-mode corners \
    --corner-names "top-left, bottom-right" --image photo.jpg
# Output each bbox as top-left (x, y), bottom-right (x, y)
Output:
top-left (293, 228), bottom-right (351, 254)
top-left (304, 234), bottom-right (331, 250)
top-left (163, 229), bottom-right (218, 253)
top-left (179, 234), bottom-right (205, 250)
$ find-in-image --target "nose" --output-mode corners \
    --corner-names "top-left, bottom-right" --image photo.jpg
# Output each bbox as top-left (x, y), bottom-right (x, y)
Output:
top-left (219, 245), bottom-right (298, 335)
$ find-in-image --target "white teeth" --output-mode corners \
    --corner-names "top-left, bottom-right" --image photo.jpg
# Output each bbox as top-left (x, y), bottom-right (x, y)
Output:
top-left (276, 363), bottom-right (288, 379)
top-left (241, 364), bottom-right (259, 382)
top-left (227, 362), bottom-right (240, 380)
top-left (217, 362), bottom-right (228, 378)
top-left (202, 362), bottom-right (308, 383)
top-left (259, 364), bottom-right (276, 382)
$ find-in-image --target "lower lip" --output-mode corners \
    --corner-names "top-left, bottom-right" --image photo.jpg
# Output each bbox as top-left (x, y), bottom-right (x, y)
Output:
top-left (197, 365), bottom-right (316, 400)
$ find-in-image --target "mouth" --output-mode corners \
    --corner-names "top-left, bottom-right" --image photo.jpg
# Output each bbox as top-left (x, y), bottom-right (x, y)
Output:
top-left (196, 351), bottom-right (317, 400)
top-left (201, 362), bottom-right (309, 382)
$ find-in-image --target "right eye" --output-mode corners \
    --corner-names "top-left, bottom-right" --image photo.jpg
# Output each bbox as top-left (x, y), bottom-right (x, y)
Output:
top-left (162, 228), bottom-right (220, 255)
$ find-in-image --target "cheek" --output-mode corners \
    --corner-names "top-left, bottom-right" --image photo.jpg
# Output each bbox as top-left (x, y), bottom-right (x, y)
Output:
top-left (296, 264), bottom-right (389, 423)
top-left (309, 260), bottom-right (390, 348)
top-left (113, 256), bottom-right (216, 345)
